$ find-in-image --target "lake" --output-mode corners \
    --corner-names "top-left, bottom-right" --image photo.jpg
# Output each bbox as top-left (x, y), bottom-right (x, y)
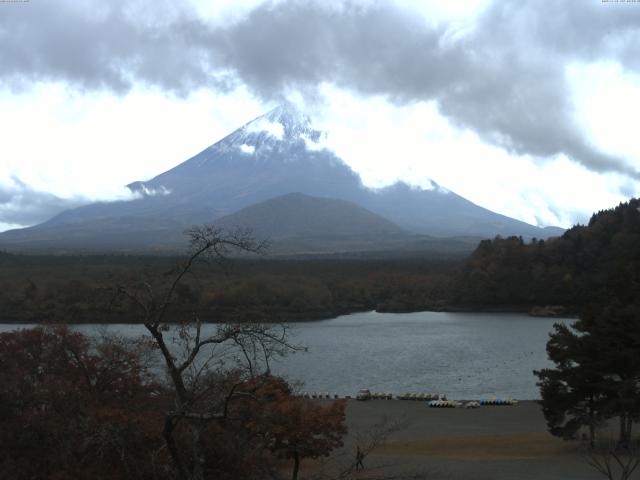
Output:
top-left (0, 311), bottom-right (568, 399)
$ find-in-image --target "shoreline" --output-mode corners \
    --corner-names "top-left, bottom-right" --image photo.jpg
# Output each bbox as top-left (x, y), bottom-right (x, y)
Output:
top-left (0, 305), bottom-right (577, 325)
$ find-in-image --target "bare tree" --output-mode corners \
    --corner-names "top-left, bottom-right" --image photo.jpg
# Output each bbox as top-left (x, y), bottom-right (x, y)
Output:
top-left (116, 226), bottom-right (301, 480)
top-left (584, 439), bottom-right (640, 480)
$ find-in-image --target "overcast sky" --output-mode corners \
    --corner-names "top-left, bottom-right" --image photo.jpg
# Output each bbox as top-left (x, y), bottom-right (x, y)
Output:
top-left (1, 0), bottom-right (640, 232)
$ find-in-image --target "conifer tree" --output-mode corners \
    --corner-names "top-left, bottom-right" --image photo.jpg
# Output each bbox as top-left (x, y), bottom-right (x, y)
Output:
top-left (536, 303), bottom-right (640, 447)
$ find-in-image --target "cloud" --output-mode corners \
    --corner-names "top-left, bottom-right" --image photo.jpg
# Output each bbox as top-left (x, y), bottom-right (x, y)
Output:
top-left (136, 185), bottom-right (172, 197)
top-left (0, 177), bottom-right (86, 229)
top-left (300, 132), bottom-right (325, 152)
top-left (306, 89), bottom-right (638, 228)
top-left (246, 118), bottom-right (285, 139)
top-left (239, 143), bottom-right (256, 154)
top-left (2, 0), bottom-right (640, 181)
top-left (209, 0), bottom-right (640, 178)
top-left (0, 176), bottom-right (157, 232)
top-left (0, 0), bottom-right (222, 94)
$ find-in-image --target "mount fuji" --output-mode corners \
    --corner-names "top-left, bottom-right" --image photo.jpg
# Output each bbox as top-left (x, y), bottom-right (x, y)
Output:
top-left (0, 104), bottom-right (563, 254)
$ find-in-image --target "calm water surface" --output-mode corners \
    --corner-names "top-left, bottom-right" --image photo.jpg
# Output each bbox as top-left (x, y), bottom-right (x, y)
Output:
top-left (0, 311), bottom-right (568, 399)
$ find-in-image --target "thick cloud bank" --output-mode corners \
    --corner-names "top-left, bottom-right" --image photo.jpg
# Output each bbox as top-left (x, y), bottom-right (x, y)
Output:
top-left (2, 0), bottom-right (639, 179)
top-left (0, 178), bottom-right (85, 229)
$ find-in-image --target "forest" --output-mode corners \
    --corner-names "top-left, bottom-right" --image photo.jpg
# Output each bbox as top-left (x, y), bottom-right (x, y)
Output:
top-left (0, 252), bottom-right (456, 324)
top-left (2, 199), bottom-right (640, 324)
top-left (453, 198), bottom-right (640, 315)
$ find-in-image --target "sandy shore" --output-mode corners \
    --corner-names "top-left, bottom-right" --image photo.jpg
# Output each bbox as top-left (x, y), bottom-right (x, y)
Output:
top-left (328, 399), bottom-right (605, 480)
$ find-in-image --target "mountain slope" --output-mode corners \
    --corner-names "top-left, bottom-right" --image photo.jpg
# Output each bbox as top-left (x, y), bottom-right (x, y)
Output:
top-left (0, 104), bottom-right (563, 252)
top-left (214, 192), bottom-right (405, 239)
top-left (43, 104), bottom-right (363, 228)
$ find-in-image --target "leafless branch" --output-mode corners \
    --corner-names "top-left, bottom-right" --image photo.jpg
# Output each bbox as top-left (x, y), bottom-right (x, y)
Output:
top-left (584, 439), bottom-right (640, 480)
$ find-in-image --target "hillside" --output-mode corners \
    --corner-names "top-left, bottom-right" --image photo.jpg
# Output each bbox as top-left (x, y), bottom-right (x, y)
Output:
top-left (452, 198), bottom-right (640, 313)
top-left (214, 192), bottom-right (405, 239)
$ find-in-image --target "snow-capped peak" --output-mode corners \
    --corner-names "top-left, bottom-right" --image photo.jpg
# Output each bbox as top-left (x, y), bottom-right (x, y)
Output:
top-left (262, 102), bottom-right (312, 137)
top-left (199, 103), bottom-right (322, 165)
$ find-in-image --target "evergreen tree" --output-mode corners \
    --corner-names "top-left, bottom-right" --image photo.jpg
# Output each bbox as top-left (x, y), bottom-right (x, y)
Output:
top-left (535, 321), bottom-right (608, 446)
top-left (535, 303), bottom-right (640, 446)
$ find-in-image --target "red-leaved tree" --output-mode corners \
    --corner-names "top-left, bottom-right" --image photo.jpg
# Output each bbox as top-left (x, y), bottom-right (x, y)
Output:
top-left (0, 326), bottom-right (167, 479)
top-left (237, 375), bottom-right (348, 480)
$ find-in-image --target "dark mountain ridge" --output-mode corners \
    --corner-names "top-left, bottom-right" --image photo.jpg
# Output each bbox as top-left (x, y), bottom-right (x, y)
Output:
top-left (215, 192), bottom-right (405, 239)
top-left (211, 192), bottom-right (481, 257)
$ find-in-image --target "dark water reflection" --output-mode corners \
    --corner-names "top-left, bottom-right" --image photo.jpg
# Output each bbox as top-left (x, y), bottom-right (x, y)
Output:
top-left (0, 311), bottom-right (568, 399)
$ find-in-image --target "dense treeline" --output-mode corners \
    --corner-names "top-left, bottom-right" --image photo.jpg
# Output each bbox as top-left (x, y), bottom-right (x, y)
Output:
top-left (0, 253), bottom-right (456, 323)
top-left (453, 198), bottom-right (640, 314)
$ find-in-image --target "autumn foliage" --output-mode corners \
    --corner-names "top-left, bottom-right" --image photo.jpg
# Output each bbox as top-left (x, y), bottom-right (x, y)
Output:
top-left (0, 326), bottom-right (166, 479)
top-left (238, 375), bottom-right (347, 480)
top-left (0, 327), bottom-right (347, 480)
